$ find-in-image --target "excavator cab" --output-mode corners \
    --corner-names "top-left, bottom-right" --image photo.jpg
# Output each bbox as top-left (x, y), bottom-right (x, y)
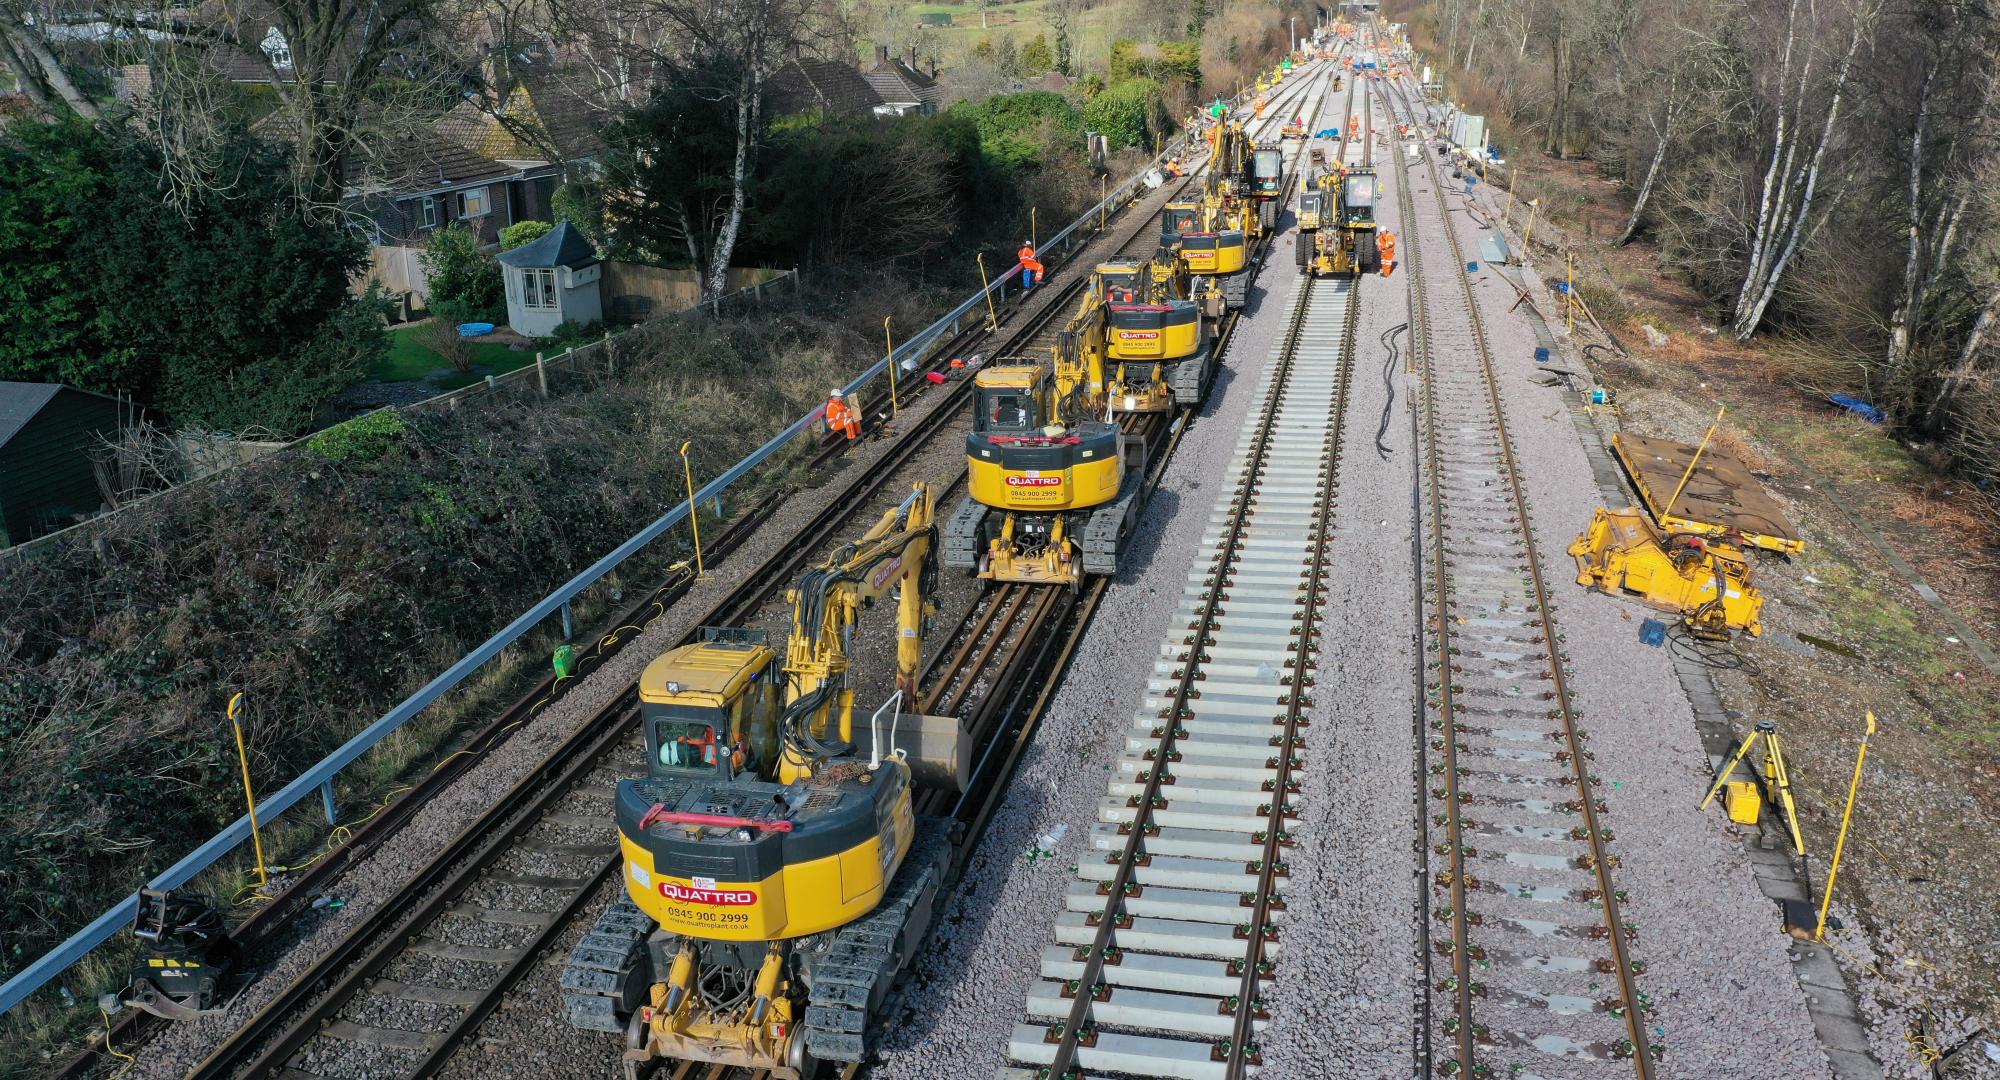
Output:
top-left (1298, 188), bottom-right (1325, 231)
top-left (1340, 170), bottom-right (1378, 227)
top-left (977, 372), bottom-right (1045, 434)
top-left (1093, 257), bottom-right (1147, 305)
top-left (1161, 202), bottom-right (1204, 243)
top-left (1251, 144), bottom-right (1285, 228)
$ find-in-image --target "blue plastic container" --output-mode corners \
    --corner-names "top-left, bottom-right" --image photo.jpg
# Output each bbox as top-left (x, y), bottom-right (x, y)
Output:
top-left (1466, 261), bottom-right (1479, 272)
top-left (457, 322), bottom-right (497, 338)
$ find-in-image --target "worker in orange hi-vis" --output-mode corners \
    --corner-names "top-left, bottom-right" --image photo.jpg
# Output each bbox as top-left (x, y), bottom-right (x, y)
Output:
top-left (1377, 231), bottom-right (1397, 277)
top-left (824, 388), bottom-right (861, 440)
top-left (1017, 241), bottom-right (1044, 290)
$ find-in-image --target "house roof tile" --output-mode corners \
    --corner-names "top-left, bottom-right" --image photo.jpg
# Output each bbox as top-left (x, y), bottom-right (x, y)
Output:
top-left (768, 58), bottom-right (885, 115)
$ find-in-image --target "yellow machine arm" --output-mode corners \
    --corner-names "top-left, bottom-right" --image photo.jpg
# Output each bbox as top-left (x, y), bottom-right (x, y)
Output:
top-left (779, 484), bottom-right (937, 781)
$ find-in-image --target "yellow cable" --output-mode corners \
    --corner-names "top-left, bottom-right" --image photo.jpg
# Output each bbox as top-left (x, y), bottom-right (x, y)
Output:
top-left (100, 1007), bottom-right (136, 1078)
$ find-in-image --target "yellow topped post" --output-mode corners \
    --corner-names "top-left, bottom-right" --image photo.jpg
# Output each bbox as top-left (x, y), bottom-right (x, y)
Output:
top-left (977, 252), bottom-right (999, 331)
top-left (1099, 175), bottom-right (1108, 230)
top-left (1030, 207), bottom-right (1039, 252)
top-left (679, 440), bottom-right (705, 578)
top-left (1664, 405), bottom-right (1726, 522)
top-left (1815, 711), bottom-right (1877, 941)
top-left (1522, 197), bottom-right (1541, 252)
top-left (1567, 250), bottom-right (1576, 335)
top-left (883, 316), bottom-right (899, 416)
top-left (228, 693), bottom-right (269, 886)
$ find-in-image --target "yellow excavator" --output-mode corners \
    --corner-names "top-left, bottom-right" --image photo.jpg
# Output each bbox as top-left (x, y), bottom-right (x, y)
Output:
top-left (562, 485), bottom-right (968, 1078)
top-left (1090, 254), bottom-right (1217, 410)
top-left (942, 312), bottom-right (1146, 586)
top-left (1162, 176), bottom-right (1256, 309)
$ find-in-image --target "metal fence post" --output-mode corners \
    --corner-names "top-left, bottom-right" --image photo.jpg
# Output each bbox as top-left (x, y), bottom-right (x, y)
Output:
top-left (320, 780), bottom-right (339, 825)
top-left (561, 600), bottom-right (574, 639)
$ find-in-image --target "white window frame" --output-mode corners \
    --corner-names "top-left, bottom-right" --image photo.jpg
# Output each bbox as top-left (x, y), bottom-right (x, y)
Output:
top-left (418, 197), bottom-right (437, 229)
top-left (460, 186), bottom-right (490, 219)
top-left (522, 267), bottom-right (559, 311)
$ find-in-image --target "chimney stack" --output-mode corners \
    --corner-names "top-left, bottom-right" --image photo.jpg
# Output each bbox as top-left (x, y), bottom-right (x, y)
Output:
top-left (875, 44), bottom-right (889, 66)
top-left (906, 45), bottom-right (917, 69)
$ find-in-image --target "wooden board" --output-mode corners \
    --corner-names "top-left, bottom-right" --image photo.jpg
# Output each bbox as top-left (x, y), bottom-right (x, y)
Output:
top-left (1612, 433), bottom-right (1804, 554)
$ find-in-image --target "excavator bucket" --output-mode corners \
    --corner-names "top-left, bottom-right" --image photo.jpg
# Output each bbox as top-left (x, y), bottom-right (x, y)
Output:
top-left (1568, 507), bottom-right (1764, 637)
top-left (850, 712), bottom-right (972, 792)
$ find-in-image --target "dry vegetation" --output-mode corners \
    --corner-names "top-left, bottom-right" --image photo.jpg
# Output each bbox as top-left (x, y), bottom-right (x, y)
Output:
top-left (0, 302), bottom-right (876, 1004)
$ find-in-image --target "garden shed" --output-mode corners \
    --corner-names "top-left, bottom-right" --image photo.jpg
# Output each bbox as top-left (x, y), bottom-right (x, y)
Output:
top-left (0, 382), bottom-right (124, 547)
top-left (497, 220), bottom-right (602, 337)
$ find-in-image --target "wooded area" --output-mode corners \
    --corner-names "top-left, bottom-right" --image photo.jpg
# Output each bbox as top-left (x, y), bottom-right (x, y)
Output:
top-left (1392, 0), bottom-right (2000, 494)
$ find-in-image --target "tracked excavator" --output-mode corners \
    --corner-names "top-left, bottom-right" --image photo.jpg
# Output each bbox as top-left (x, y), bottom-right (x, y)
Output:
top-left (1162, 175), bottom-right (1257, 309)
top-left (1092, 254), bottom-right (1218, 410)
top-left (1299, 166), bottom-right (1380, 275)
top-left (941, 298), bottom-right (1146, 586)
top-left (560, 485), bottom-right (968, 1078)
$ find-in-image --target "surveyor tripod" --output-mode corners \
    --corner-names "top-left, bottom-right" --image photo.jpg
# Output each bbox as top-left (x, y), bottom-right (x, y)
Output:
top-left (1700, 719), bottom-right (1807, 855)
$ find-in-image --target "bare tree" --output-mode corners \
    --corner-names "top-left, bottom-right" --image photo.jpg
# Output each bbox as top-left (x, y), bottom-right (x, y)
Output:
top-left (648, 0), bottom-right (818, 298)
top-left (1729, 0), bottom-right (1877, 339)
top-left (1879, 1), bottom-right (1999, 396)
top-left (0, 1), bottom-right (105, 121)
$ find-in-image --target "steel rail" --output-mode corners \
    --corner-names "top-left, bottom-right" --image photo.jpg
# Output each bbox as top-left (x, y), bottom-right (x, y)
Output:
top-left (1387, 72), bottom-right (1653, 1078)
top-left (1040, 61), bottom-right (1352, 1078)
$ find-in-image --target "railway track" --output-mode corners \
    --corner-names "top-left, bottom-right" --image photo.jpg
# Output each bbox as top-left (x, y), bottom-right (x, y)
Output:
top-left (1383, 77), bottom-right (1656, 1080)
top-left (163, 62), bottom-right (1344, 1080)
top-left (1001, 70), bottom-right (1357, 1080)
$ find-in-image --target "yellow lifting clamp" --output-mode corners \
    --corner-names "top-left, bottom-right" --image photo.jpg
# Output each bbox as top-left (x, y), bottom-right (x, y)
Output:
top-left (1569, 407), bottom-right (1768, 638)
top-left (1568, 507), bottom-right (1764, 638)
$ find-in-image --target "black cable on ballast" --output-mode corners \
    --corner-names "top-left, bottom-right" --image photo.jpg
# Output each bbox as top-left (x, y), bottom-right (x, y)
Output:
top-left (1377, 323), bottom-right (1406, 459)
top-left (1665, 622), bottom-right (1762, 674)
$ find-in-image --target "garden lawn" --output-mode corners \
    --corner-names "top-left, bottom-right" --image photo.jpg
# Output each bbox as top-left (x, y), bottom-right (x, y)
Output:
top-left (376, 323), bottom-right (534, 388)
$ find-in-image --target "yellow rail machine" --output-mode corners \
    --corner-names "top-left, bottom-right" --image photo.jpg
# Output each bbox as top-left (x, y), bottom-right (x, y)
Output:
top-left (942, 340), bottom-right (1145, 586)
top-left (562, 486), bottom-right (969, 1078)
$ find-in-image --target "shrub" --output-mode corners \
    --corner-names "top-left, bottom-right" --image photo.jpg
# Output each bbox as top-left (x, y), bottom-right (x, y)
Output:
top-left (544, 318), bottom-right (609, 352)
top-left (422, 298), bottom-right (480, 372)
top-left (1110, 39), bottom-right (1202, 92)
top-left (551, 183), bottom-right (605, 244)
top-left (1020, 34), bottom-right (1054, 76)
top-left (946, 91), bottom-right (1084, 170)
top-left (1084, 78), bottom-right (1166, 151)
top-left (500, 219), bottom-right (553, 250)
top-left (306, 407), bottom-right (408, 463)
top-left (420, 224), bottom-right (503, 321)
top-left (0, 117), bottom-right (373, 432)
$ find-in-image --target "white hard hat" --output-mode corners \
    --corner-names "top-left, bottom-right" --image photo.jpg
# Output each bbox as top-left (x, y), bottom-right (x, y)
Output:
top-left (830, 388), bottom-right (843, 397)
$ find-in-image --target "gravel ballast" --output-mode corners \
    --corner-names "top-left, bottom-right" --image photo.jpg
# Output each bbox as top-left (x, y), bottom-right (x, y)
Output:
top-left (1409, 80), bottom-right (1830, 1075)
